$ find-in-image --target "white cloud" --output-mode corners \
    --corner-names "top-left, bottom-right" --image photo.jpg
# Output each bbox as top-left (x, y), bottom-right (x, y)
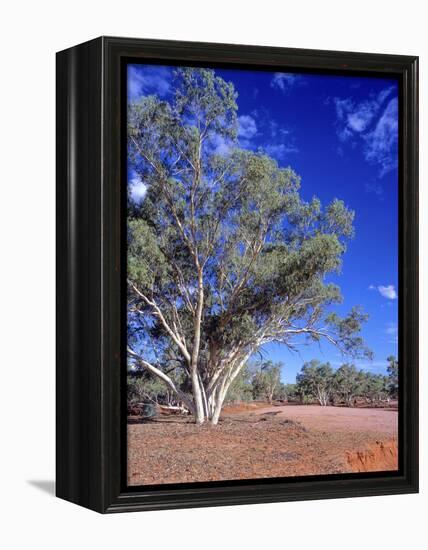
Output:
top-left (385, 322), bottom-right (398, 344)
top-left (259, 118), bottom-right (298, 159)
top-left (334, 98), bottom-right (354, 120)
top-left (334, 87), bottom-right (394, 136)
top-left (337, 125), bottom-right (354, 143)
top-left (331, 87), bottom-right (397, 176)
top-left (385, 323), bottom-right (398, 335)
top-left (347, 106), bottom-right (376, 132)
top-left (364, 181), bottom-right (384, 198)
top-left (128, 65), bottom-right (171, 99)
top-left (265, 143), bottom-right (299, 159)
top-left (238, 115), bottom-right (258, 139)
top-left (378, 285), bottom-right (398, 300)
top-left (368, 284), bottom-right (398, 300)
top-left (269, 120), bottom-right (291, 139)
top-left (363, 98), bottom-right (398, 176)
top-left (209, 133), bottom-right (233, 156)
top-left (271, 72), bottom-right (301, 93)
top-left (377, 87), bottom-right (395, 105)
top-left (129, 178), bottom-right (147, 203)
top-left (236, 110), bottom-right (298, 161)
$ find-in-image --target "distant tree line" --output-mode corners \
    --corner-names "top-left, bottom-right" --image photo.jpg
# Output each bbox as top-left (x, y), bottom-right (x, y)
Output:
top-left (294, 356), bottom-right (398, 407)
top-left (128, 356), bottom-right (398, 409)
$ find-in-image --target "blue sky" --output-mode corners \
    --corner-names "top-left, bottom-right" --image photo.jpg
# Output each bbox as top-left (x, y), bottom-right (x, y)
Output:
top-left (127, 63), bottom-right (399, 384)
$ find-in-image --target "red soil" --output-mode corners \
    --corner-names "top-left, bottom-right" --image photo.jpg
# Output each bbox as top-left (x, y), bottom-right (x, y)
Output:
top-left (127, 403), bottom-right (398, 486)
top-left (222, 401), bottom-right (271, 413)
top-left (255, 404), bottom-right (398, 434)
top-left (346, 439), bottom-right (398, 472)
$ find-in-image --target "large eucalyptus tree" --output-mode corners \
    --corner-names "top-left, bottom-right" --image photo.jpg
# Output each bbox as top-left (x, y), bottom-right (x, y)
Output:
top-left (127, 67), bottom-right (371, 424)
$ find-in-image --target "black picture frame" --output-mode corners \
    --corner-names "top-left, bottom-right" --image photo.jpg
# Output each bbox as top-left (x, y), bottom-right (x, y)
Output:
top-left (56, 36), bottom-right (419, 513)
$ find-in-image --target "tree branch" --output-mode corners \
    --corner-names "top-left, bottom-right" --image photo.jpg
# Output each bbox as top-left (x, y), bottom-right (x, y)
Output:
top-left (127, 347), bottom-right (195, 413)
top-left (129, 281), bottom-right (191, 364)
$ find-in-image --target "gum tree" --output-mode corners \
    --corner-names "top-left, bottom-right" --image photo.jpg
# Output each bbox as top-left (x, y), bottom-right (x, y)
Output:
top-left (127, 67), bottom-right (372, 424)
top-left (252, 360), bottom-right (282, 403)
top-left (296, 360), bottom-right (335, 406)
top-left (333, 364), bottom-right (364, 407)
top-left (387, 355), bottom-right (399, 398)
top-left (360, 372), bottom-right (389, 404)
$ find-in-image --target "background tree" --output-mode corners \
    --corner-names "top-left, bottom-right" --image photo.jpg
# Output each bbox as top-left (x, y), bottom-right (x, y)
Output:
top-left (127, 373), bottom-right (165, 404)
top-left (281, 383), bottom-right (298, 402)
top-left (360, 372), bottom-right (389, 404)
top-left (296, 359), bottom-right (335, 406)
top-left (251, 360), bottom-right (282, 403)
top-left (127, 67), bottom-right (372, 424)
top-left (127, 368), bottom-right (187, 407)
top-left (224, 364), bottom-right (253, 403)
top-left (333, 364), bottom-right (364, 407)
top-left (387, 355), bottom-right (399, 398)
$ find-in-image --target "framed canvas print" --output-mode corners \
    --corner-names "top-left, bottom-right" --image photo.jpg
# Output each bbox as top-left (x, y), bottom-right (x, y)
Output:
top-left (56, 36), bottom-right (418, 513)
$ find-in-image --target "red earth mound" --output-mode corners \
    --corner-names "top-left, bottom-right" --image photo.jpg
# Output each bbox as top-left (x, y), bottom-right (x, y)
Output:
top-left (346, 439), bottom-right (398, 472)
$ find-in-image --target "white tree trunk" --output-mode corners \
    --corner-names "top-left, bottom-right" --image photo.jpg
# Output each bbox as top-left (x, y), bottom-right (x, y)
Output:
top-left (191, 369), bottom-right (206, 424)
top-left (209, 385), bottom-right (227, 425)
top-left (210, 402), bottom-right (223, 425)
top-left (129, 344), bottom-right (253, 425)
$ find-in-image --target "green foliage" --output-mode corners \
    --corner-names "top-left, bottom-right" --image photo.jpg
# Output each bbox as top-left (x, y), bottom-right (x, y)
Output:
top-left (387, 355), bottom-right (399, 397)
top-left (174, 67), bottom-right (238, 140)
top-left (296, 359), bottom-right (335, 405)
top-left (281, 383), bottom-right (298, 401)
top-left (127, 368), bottom-right (186, 406)
top-left (332, 364), bottom-right (364, 407)
top-left (128, 219), bottom-right (169, 290)
top-left (325, 307), bottom-right (373, 359)
top-left (226, 362), bottom-right (297, 404)
top-left (225, 365), bottom-right (254, 402)
top-left (295, 357), bottom-right (395, 407)
top-left (127, 373), bottom-right (166, 404)
top-left (251, 360), bottom-right (282, 402)
top-left (360, 371), bottom-right (389, 403)
top-left (299, 394), bottom-right (314, 405)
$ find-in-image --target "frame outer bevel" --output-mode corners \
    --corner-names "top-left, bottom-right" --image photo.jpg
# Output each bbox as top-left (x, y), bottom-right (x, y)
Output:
top-left (56, 37), bottom-right (104, 512)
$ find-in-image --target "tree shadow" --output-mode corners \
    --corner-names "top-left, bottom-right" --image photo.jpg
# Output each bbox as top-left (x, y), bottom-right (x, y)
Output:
top-left (127, 417), bottom-right (159, 425)
top-left (127, 416), bottom-right (193, 425)
top-left (27, 480), bottom-right (55, 496)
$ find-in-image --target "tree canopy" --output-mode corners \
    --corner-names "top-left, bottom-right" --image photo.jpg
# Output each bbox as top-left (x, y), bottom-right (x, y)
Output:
top-left (296, 360), bottom-right (335, 406)
top-left (387, 355), bottom-right (399, 397)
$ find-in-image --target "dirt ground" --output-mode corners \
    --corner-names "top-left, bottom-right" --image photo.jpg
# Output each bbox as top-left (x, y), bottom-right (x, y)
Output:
top-left (255, 404), bottom-right (398, 434)
top-left (127, 403), bottom-right (398, 486)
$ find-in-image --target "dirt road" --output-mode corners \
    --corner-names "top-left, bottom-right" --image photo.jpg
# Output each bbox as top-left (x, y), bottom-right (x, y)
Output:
top-left (255, 404), bottom-right (398, 435)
